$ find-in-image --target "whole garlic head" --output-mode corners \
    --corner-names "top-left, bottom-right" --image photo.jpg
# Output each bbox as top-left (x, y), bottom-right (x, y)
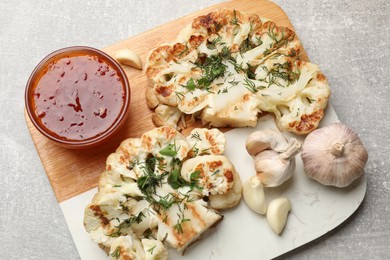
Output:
top-left (301, 123), bottom-right (368, 187)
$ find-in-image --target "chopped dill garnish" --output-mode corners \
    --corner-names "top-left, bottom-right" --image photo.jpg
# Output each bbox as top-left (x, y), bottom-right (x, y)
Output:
top-left (175, 91), bottom-right (185, 101)
top-left (231, 10), bottom-right (239, 25)
top-left (107, 212), bottom-right (146, 238)
top-left (190, 132), bottom-right (202, 142)
top-left (255, 36), bottom-right (263, 46)
top-left (110, 246), bottom-right (121, 259)
top-left (212, 169), bottom-right (220, 176)
top-left (178, 44), bottom-right (189, 58)
top-left (228, 78), bottom-right (240, 86)
top-left (147, 245), bottom-right (156, 254)
top-left (137, 156), bottom-right (168, 200)
top-left (174, 216), bottom-right (190, 234)
top-left (207, 36), bottom-right (224, 50)
top-left (239, 37), bottom-right (256, 53)
top-left (243, 77), bottom-right (257, 93)
top-left (188, 47), bottom-right (236, 90)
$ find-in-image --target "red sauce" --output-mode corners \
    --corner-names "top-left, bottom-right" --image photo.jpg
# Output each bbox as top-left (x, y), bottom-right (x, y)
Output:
top-left (31, 54), bottom-right (125, 141)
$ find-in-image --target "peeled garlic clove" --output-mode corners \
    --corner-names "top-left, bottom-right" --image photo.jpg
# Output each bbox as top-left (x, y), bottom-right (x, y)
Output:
top-left (266, 197), bottom-right (291, 235)
top-left (245, 129), bottom-right (288, 156)
top-left (301, 123), bottom-right (368, 187)
top-left (115, 49), bottom-right (142, 69)
top-left (243, 176), bottom-right (266, 214)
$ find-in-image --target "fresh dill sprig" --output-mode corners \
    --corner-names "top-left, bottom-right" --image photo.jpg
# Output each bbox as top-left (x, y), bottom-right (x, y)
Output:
top-left (231, 10), bottom-right (239, 25)
top-left (147, 245), bottom-right (156, 254)
top-left (190, 132), bottom-right (202, 142)
top-left (228, 78), bottom-right (240, 86)
top-left (175, 91), bottom-right (185, 101)
top-left (207, 36), bottom-right (223, 50)
top-left (187, 47), bottom-right (235, 91)
top-left (178, 44), bottom-right (189, 58)
top-left (174, 218), bottom-right (190, 234)
top-left (137, 156), bottom-right (168, 200)
top-left (107, 212), bottom-right (146, 238)
top-left (212, 169), bottom-right (220, 176)
top-left (239, 37), bottom-right (256, 53)
top-left (109, 246), bottom-right (121, 259)
top-left (243, 77), bottom-right (257, 93)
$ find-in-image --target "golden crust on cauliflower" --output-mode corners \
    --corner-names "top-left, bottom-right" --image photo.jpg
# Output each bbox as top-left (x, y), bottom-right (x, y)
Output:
top-left (145, 9), bottom-right (330, 134)
top-left (84, 126), bottom-right (242, 257)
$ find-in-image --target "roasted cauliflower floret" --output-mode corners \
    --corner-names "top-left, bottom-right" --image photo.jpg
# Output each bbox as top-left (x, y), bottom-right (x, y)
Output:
top-left (151, 104), bottom-right (182, 129)
top-left (108, 235), bottom-right (145, 260)
top-left (145, 9), bottom-right (330, 134)
top-left (256, 60), bottom-right (331, 134)
top-left (186, 128), bottom-right (226, 157)
top-left (141, 239), bottom-right (168, 260)
top-left (181, 155), bottom-right (242, 209)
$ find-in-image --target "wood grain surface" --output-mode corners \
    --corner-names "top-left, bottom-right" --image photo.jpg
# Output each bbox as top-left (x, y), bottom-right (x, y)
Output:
top-left (25, 0), bottom-right (309, 203)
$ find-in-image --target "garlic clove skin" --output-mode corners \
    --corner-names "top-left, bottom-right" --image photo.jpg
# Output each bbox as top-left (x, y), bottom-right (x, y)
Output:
top-left (266, 197), bottom-right (291, 235)
top-left (255, 150), bottom-right (295, 187)
top-left (243, 176), bottom-right (266, 214)
top-left (246, 129), bottom-right (288, 156)
top-left (301, 123), bottom-right (368, 188)
top-left (254, 139), bottom-right (301, 187)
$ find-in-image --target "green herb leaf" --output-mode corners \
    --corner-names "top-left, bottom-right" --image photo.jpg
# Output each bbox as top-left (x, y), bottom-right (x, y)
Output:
top-left (183, 78), bottom-right (196, 91)
top-left (168, 169), bottom-right (181, 189)
top-left (159, 144), bottom-right (177, 157)
top-left (190, 170), bottom-right (201, 181)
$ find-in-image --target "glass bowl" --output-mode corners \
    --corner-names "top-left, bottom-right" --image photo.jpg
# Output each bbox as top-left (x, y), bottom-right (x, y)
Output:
top-left (25, 46), bottom-right (131, 149)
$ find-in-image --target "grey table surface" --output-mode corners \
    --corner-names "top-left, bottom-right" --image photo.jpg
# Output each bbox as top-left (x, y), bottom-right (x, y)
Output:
top-left (1, 0), bottom-right (389, 259)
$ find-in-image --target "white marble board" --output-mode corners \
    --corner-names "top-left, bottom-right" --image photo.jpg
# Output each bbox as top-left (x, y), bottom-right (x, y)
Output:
top-left (60, 104), bottom-right (366, 260)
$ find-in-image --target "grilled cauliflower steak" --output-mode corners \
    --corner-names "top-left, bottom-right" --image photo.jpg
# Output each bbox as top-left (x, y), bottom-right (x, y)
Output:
top-left (84, 126), bottom-right (242, 258)
top-left (145, 9), bottom-right (330, 134)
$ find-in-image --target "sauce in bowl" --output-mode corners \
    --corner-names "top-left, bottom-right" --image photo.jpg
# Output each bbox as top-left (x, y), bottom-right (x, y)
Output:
top-left (25, 47), bottom-right (130, 148)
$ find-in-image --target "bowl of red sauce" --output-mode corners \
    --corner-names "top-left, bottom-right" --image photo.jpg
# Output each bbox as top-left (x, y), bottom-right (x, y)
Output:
top-left (25, 46), bottom-right (130, 149)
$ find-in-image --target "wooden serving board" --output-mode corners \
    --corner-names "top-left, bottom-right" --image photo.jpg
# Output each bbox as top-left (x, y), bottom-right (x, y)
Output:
top-left (25, 0), bottom-right (309, 203)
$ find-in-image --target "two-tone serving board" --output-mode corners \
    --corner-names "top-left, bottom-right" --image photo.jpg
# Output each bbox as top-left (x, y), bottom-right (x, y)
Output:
top-left (25, 1), bottom-right (366, 259)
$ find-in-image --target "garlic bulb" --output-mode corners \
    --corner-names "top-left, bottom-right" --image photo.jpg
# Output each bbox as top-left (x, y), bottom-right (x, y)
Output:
top-left (255, 138), bottom-right (302, 187)
top-left (301, 123), bottom-right (368, 187)
top-left (246, 129), bottom-right (288, 155)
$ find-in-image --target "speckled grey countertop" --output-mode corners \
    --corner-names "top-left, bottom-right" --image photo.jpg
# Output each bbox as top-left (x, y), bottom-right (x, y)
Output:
top-left (1, 0), bottom-right (389, 259)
